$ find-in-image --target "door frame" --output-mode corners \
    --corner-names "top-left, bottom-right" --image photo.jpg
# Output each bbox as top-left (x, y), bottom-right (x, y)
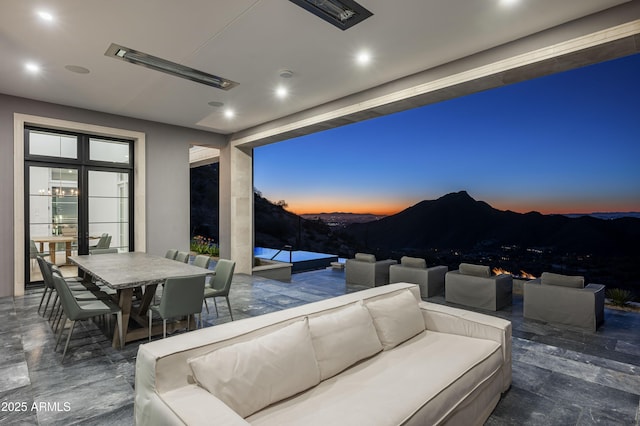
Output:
top-left (14, 113), bottom-right (146, 296)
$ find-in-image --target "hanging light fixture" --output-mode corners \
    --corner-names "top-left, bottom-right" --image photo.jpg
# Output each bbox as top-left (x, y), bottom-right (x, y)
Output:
top-left (289, 0), bottom-right (373, 30)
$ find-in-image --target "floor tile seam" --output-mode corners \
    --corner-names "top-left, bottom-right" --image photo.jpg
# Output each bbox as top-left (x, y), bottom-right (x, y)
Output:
top-left (516, 335), bottom-right (640, 375)
top-left (517, 343), bottom-right (640, 394)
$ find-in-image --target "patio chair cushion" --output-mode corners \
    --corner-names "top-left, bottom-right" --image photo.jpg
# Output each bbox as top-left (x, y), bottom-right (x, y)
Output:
top-left (400, 256), bottom-right (427, 268)
top-left (188, 318), bottom-right (320, 418)
top-left (459, 263), bottom-right (491, 278)
top-left (540, 272), bottom-right (584, 289)
top-left (309, 301), bottom-right (382, 381)
top-left (355, 253), bottom-right (376, 263)
top-left (365, 289), bottom-right (425, 350)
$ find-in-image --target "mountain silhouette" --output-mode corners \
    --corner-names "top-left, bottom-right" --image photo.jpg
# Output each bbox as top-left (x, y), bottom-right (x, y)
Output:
top-left (345, 191), bottom-right (640, 255)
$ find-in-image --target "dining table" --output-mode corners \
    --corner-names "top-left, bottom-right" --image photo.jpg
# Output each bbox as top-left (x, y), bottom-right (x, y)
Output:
top-left (69, 252), bottom-right (214, 347)
top-left (32, 235), bottom-right (76, 265)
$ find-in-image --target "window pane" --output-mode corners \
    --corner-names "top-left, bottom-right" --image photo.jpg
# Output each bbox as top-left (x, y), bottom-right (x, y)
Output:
top-left (29, 130), bottom-right (77, 159)
top-left (89, 138), bottom-right (130, 164)
top-left (88, 170), bottom-right (129, 251)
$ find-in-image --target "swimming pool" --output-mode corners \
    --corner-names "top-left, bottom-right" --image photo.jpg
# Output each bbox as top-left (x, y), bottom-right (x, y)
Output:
top-left (254, 247), bottom-right (339, 272)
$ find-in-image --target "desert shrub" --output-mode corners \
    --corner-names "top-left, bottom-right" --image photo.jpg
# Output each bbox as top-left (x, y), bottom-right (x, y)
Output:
top-left (606, 288), bottom-right (633, 307)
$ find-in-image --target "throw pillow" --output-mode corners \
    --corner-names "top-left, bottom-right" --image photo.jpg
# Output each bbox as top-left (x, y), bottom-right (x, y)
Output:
top-left (540, 272), bottom-right (584, 288)
top-left (188, 318), bottom-right (320, 418)
top-left (308, 301), bottom-right (382, 381)
top-left (355, 253), bottom-right (376, 263)
top-left (401, 256), bottom-right (427, 269)
top-left (459, 263), bottom-right (491, 277)
top-left (365, 289), bottom-right (425, 350)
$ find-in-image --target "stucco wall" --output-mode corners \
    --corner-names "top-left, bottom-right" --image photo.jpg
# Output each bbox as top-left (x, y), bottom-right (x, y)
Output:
top-left (0, 93), bottom-right (226, 297)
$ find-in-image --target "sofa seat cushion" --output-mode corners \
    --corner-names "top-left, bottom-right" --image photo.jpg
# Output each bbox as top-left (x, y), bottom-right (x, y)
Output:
top-left (540, 272), bottom-right (584, 288)
top-left (247, 330), bottom-right (503, 426)
top-left (400, 256), bottom-right (427, 268)
top-left (309, 301), bottom-right (382, 381)
top-left (355, 253), bottom-right (376, 263)
top-left (188, 319), bottom-right (320, 418)
top-left (459, 263), bottom-right (491, 277)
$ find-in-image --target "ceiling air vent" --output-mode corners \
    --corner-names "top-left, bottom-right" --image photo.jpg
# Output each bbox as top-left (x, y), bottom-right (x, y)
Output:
top-left (105, 43), bottom-right (238, 91)
top-left (289, 0), bottom-right (373, 30)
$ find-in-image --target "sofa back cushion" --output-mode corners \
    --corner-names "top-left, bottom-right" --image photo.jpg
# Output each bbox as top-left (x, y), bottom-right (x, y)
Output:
top-left (540, 272), bottom-right (584, 289)
top-left (309, 301), bottom-right (382, 381)
top-left (365, 289), bottom-right (425, 350)
top-left (401, 256), bottom-right (427, 269)
top-left (459, 263), bottom-right (491, 277)
top-left (355, 253), bottom-right (376, 263)
top-left (187, 319), bottom-right (320, 418)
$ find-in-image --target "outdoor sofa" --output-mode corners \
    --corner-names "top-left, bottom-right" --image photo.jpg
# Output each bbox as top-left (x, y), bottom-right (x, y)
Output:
top-left (445, 263), bottom-right (513, 311)
top-left (135, 282), bottom-right (512, 426)
top-left (523, 272), bottom-right (605, 331)
top-left (389, 256), bottom-right (448, 298)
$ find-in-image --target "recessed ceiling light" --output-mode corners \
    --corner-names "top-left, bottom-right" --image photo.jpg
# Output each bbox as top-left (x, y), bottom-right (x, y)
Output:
top-left (36, 10), bottom-right (54, 22)
top-left (65, 65), bottom-right (90, 74)
top-left (499, 0), bottom-right (519, 6)
top-left (208, 101), bottom-right (224, 108)
top-left (25, 62), bottom-right (41, 74)
top-left (275, 86), bottom-right (288, 99)
top-left (224, 109), bottom-right (235, 119)
top-left (356, 50), bottom-right (371, 65)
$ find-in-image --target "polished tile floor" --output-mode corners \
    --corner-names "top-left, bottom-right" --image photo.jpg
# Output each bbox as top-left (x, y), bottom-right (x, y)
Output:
top-left (1, 267), bottom-right (639, 425)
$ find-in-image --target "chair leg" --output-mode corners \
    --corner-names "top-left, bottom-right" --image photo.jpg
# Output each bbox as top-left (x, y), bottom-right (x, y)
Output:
top-left (226, 296), bottom-right (233, 321)
top-left (213, 298), bottom-right (219, 317)
top-left (163, 319), bottom-right (167, 339)
top-left (48, 294), bottom-right (59, 321)
top-left (61, 320), bottom-right (77, 363)
top-left (55, 314), bottom-right (67, 351)
top-left (42, 288), bottom-right (54, 317)
top-left (204, 299), bottom-right (209, 314)
top-left (37, 287), bottom-right (49, 315)
top-left (148, 309), bottom-right (152, 342)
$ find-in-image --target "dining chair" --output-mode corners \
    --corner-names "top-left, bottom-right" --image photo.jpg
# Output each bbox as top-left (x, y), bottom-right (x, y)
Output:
top-left (148, 275), bottom-right (206, 341)
top-left (37, 256), bottom-right (94, 317)
top-left (193, 254), bottom-right (211, 269)
top-left (203, 259), bottom-right (236, 321)
top-left (89, 247), bottom-right (118, 255)
top-left (90, 233), bottom-right (108, 249)
top-left (165, 249), bottom-right (178, 260)
top-left (175, 251), bottom-right (190, 263)
top-left (52, 273), bottom-right (123, 362)
top-left (29, 239), bottom-right (40, 269)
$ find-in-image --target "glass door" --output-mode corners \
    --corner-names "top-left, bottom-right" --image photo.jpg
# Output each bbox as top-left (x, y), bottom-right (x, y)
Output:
top-left (27, 166), bottom-right (79, 283)
top-left (87, 170), bottom-right (130, 252)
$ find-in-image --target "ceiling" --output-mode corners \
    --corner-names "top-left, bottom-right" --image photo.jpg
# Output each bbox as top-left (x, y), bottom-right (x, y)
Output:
top-left (0, 0), bottom-right (633, 136)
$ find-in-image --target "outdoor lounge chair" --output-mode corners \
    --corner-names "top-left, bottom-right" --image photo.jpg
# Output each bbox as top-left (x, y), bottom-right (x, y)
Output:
top-left (389, 256), bottom-right (447, 298)
top-left (445, 263), bottom-right (512, 311)
top-left (523, 272), bottom-right (605, 331)
top-left (345, 253), bottom-right (397, 287)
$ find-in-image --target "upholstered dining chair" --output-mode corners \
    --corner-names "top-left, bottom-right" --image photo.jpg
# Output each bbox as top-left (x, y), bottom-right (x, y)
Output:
top-left (175, 251), bottom-right (190, 263)
top-left (52, 273), bottom-right (123, 362)
top-left (165, 249), bottom-right (178, 260)
top-left (203, 259), bottom-right (236, 321)
top-left (148, 275), bottom-right (206, 341)
top-left (193, 254), bottom-right (211, 269)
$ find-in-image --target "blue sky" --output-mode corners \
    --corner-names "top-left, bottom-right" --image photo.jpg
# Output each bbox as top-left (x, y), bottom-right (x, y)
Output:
top-left (254, 53), bottom-right (640, 215)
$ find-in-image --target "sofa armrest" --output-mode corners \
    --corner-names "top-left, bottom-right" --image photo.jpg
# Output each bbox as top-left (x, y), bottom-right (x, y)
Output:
top-left (160, 385), bottom-right (251, 426)
top-left (419, 301), bottom-right (512, 392)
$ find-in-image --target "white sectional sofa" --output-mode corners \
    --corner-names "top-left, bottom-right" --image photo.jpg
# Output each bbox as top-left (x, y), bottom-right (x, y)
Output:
top-left (135, 283), bottom-right (512, 426)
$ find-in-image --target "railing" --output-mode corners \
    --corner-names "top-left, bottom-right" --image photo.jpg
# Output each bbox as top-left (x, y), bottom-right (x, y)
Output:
top-left (270, 245), bottom-right (293, 263)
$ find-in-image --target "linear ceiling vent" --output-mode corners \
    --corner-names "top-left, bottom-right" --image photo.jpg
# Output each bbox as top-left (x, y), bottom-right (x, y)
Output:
top-left (289, 0), bottom-right (373, 30)
top-left (105, 43), bottom-right (238, 91)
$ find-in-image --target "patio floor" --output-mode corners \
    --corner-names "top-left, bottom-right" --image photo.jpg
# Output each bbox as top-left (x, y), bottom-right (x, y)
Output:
top-left (1, 267), bottom-right (639, 425)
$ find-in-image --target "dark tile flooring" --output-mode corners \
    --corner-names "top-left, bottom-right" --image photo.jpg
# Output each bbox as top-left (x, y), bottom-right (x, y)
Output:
top-left (1, 267), bottom-right (639, 425)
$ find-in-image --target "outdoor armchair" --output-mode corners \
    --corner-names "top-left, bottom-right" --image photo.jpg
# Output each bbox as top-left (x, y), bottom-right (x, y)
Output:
top-left (445, 263), bottom-right (513, 311)
top-left (345, 253), bottom-right (397, 287)
top-left (523, 272), bottom-right (605, 331)
top-left (389, 256), bottom-right (448, 298)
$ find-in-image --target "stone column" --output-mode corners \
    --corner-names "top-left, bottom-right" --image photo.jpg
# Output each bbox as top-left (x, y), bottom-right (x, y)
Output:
top-left (219, 142), bottom-right (254, 275)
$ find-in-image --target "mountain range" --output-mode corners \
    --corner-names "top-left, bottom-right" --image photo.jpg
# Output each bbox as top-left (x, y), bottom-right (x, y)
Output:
top-left (345, 191), bottom-right (640, 256)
